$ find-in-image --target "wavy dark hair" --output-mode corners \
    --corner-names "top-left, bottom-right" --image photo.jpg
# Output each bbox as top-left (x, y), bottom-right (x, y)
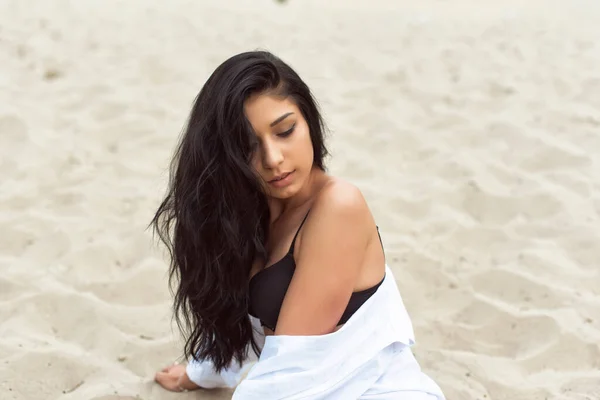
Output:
top-left (151, 51), bottom-right (329, 372)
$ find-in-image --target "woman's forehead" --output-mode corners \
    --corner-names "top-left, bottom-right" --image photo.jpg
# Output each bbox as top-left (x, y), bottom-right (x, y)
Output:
top-left (245, 94), bottom-right (298, 127)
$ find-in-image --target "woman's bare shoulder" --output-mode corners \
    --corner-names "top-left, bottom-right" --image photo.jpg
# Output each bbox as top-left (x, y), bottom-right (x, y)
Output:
top-left (312, 178), bottom-right (370, 222)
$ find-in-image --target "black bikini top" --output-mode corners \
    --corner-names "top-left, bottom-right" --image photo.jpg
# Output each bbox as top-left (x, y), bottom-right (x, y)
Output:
top-left (248, 211), bottom-right (385, 331)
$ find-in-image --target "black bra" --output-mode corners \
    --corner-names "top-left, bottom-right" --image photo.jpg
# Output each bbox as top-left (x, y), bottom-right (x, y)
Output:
top-left (248, 211), bottom-right (385, 331)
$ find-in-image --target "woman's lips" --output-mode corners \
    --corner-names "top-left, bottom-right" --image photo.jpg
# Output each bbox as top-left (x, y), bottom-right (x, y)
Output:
top-left (268, 171), bottom-right (294, 188)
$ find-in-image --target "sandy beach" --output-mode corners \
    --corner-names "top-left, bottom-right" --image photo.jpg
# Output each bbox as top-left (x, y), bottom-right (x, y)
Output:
top-left (1, 0), bottom-right (599, 399)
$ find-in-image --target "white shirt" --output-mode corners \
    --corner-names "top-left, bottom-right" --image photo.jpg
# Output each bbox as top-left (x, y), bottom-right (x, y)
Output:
top-left (187, 265), bottom-right (445, 399)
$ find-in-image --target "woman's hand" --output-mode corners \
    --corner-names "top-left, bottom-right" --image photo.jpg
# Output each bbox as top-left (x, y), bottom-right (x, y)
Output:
top-left (154, 363), bottom-right (201, 392)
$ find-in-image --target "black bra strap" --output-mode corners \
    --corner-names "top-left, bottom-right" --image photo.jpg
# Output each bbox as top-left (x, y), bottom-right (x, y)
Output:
top-left (376, 226), bottom-right (386, 262)
top-left (288, 210), bottom-right (311, 255)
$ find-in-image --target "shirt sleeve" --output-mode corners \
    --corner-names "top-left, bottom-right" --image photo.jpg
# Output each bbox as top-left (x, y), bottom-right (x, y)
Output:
top-left (185, 315), bottom-right (265, 388)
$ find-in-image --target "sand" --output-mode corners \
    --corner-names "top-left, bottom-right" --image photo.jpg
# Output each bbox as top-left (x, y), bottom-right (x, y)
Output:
top-left (1, 0), bottom-right (599, 399)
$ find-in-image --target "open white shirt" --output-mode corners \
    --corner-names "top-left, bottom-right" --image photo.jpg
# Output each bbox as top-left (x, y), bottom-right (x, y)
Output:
top-left (187, 265), bottom-right (445, 399)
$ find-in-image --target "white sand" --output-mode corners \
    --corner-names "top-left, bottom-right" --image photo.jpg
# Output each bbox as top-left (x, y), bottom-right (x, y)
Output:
top-left (1, 0), bottom-right (599, 399)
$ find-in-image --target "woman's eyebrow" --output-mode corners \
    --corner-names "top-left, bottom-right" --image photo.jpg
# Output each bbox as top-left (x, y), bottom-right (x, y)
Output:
top-left (270, 112), bottom-right (294, 127)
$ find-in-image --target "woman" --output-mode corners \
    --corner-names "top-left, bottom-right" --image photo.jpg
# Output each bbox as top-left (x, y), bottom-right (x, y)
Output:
top-left (152, 51), bottom-right (445, 399)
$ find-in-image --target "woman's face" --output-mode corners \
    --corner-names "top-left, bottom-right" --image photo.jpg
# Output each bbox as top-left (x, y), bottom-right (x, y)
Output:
top-left (245, 93), bottom-right (314, 199)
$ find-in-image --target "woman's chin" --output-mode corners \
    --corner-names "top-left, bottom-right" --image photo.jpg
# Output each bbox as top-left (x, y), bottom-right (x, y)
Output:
top-left (267, 186), bottom-right (297, 199)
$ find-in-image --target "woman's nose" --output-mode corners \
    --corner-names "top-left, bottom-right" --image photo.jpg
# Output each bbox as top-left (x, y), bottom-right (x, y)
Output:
top-left (262, 142), bottom-right (284, 168)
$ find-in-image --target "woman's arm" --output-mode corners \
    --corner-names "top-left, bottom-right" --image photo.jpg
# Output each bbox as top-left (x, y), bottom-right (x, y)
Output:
top-left (275, 181), bottom-right (371, 336)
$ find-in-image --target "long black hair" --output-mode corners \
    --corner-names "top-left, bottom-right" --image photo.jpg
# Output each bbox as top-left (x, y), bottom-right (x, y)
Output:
top-left (151, 51), bottom-right (329, 372)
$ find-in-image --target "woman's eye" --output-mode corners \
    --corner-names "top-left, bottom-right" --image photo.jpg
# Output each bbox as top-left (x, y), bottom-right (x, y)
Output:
top-left (277, 124), bottom-right (295, 138)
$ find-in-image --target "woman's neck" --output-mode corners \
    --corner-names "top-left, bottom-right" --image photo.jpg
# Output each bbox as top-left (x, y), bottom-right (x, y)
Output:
top-left (268, 167), bottom-right (328, 222)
